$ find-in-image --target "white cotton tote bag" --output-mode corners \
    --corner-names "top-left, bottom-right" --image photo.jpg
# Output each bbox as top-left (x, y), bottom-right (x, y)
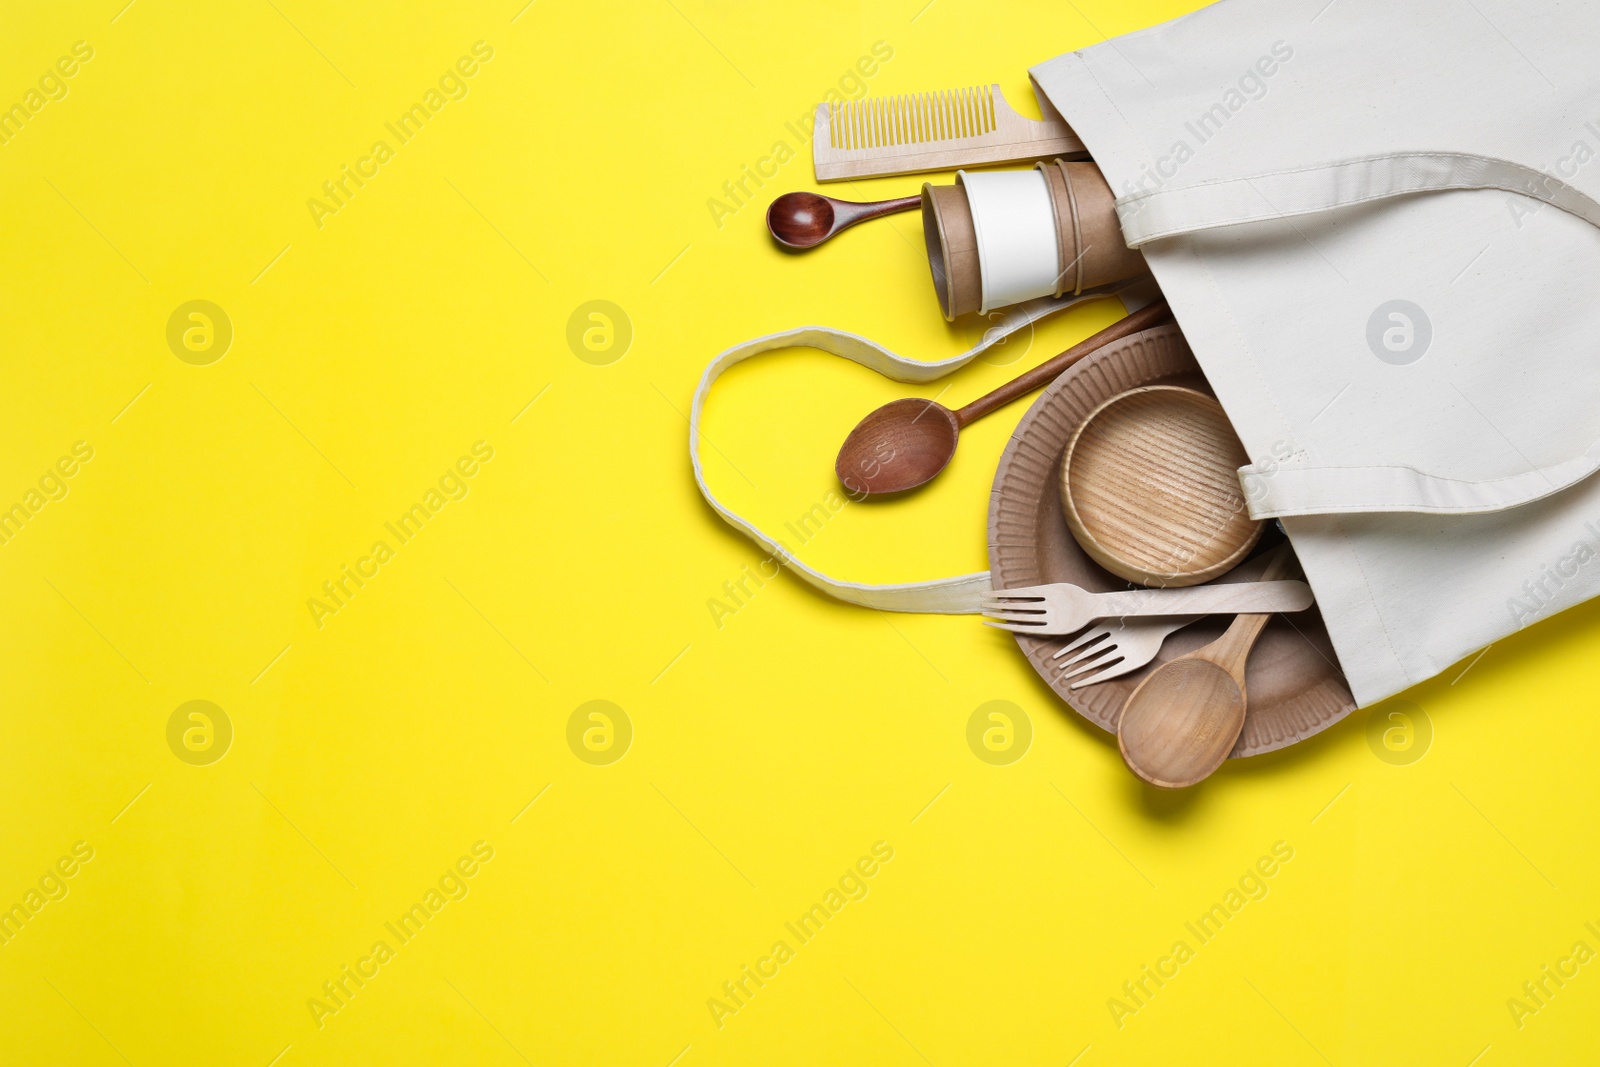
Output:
top-left (1025, 0), bottom-right (1600, 703)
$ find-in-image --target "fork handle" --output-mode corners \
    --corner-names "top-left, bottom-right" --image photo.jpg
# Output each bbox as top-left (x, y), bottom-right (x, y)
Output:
top-left (1090, 580), bottom-right (1312, 619)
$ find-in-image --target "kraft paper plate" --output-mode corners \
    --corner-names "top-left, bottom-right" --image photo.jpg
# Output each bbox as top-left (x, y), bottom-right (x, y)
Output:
top-left (987, 324), bottom-right (1356, 758)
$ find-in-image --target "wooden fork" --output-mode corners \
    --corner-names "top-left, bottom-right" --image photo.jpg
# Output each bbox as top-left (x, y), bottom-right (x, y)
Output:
top-left (1051, 549), bottom-right (1283, 687)
top-left (1054, 616), bottom-right (1198, 688)
top-left (981, 579), bottom-right (1313, 636)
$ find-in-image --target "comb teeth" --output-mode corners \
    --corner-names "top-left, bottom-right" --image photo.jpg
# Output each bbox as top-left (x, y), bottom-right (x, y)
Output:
top-left (828, 86), bottom-right (998, 150)
top-left (812, 81), bottom-right (1085, 182)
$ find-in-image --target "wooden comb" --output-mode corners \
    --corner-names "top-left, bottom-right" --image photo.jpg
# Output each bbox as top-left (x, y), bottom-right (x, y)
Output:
top-left (812, 78), bottom-right (1087, 182)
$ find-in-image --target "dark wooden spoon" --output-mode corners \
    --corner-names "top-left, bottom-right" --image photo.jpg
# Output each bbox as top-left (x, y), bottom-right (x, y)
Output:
top-left (836, 299), bottom-right (1171, 496)
top-left (767, 191), bottom-right (920, 250)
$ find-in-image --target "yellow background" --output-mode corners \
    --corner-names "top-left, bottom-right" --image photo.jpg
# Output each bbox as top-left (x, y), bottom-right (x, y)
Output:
top-left (2, 1), bottom-right (1598, 1063)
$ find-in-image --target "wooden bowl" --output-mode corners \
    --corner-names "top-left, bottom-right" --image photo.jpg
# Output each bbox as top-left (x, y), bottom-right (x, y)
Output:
top-left (988, 324), bottom-right (1355, 760)
top-left (1059, 385), bottom-right (1263, 587)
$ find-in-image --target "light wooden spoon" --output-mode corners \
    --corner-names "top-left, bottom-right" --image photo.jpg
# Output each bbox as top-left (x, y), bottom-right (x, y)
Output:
top-left (1116, 544), bottom-right (1301, 788)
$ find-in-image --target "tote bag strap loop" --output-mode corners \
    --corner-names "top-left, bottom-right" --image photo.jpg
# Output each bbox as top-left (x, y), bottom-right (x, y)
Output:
top-left (688, 288), bottom-right (1136, 614)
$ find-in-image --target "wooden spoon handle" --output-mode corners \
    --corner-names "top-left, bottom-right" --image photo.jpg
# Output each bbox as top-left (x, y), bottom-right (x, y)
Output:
top-left (1206, 544), bottom-right (1302, 674)
top-left (953, 298), bottom-right (1171, 426)
top-left (834, 194), bottom-right (922, 228)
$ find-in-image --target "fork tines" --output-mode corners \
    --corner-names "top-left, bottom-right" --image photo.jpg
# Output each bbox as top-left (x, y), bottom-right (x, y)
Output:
top-left (981, 614), bottom-right (1049, 633)
top-left (1054, 629), bottom-right (1110, 664)
top-left (979, 592), bottom-right (1045, 608)
top-left (980, 597), bottom-right (1044, 617)
top-left (1056, 635), bottom-right (1123, 682)
top-left (980, 590), bottom-right (1053, 632)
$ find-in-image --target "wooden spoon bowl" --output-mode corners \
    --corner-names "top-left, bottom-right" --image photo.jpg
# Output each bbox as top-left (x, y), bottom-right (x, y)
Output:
top-left (1061, 385), bottom-right (1262, 587)
top-left (1116, 658), bottom-right (1246, 788)
top-left (836, 398), bottom-right (959, 495)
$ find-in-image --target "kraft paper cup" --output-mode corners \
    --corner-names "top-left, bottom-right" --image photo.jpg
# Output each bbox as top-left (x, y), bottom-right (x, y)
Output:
top-left (1037, 160), bottom-right (1147, 297)
top-left (921, 182), bottom-right (982, 321)
top-left (920, 160), bottom-right (1148, 320)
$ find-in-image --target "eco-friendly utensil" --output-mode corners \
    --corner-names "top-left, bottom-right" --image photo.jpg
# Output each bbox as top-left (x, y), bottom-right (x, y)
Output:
top-left (1116, 546), bottom-right (1302, 789)
top-left (766, 191), bottom-right (921, 250)
top-left (813, 81), bottom-right (1086, 181)
top-left (980, 575), bottom-right (1312, 636)
top-left (1054, 548), bottom-right (1280, 688)
top-left (836, 299), bottom-right (1171, 496)
top-left (1055, 616), bottom-right (1198, 688)
top-left (1060, 385), bottom-right (1263, 587)
top-left (986, 323), bottom-right (1355, 758)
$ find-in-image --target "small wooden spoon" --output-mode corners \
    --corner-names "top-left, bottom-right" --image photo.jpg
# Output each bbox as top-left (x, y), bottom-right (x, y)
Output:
top-left (767, 191), bottom-right (920, 250)
top-left (836, 299), bottom-right (1171, 496)
top-left (1116, 545), bottom-right (1301, 788)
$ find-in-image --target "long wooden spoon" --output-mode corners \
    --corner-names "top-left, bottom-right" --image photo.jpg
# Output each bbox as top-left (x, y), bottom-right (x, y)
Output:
top-left (767, 191), bottom-right (920, 250)
top-left (836, 298), bottom-right (1171, 496)
top-left (1116, 544), bottom-right (1301, 788)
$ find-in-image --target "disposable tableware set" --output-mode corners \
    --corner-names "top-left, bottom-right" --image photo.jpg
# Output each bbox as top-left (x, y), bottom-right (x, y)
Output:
top-left (694, 0), bottom-right (1600, 787)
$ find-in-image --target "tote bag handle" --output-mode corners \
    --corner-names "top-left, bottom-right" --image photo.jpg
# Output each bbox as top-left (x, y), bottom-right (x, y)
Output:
top-left (689, 285), bottom-right (1153, 614)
